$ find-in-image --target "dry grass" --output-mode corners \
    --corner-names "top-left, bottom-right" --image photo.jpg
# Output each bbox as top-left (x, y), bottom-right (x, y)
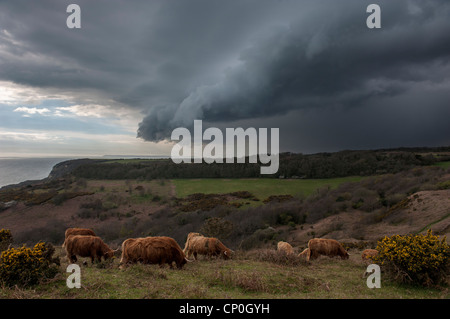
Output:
top-left (1, 246), bottom-right (447, 299)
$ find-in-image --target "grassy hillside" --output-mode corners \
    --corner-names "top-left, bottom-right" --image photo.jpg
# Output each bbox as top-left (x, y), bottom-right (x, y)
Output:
top-left (1, 162), bottom-right (449, 299)
top-left (0, 246), bottom-right (447, 299)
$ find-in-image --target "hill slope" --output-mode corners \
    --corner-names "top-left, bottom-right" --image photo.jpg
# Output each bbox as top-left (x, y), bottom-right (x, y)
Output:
top-left (1, 170), bottom-right (449, 248)
top-left (289, 189), bottom-right (450, 247)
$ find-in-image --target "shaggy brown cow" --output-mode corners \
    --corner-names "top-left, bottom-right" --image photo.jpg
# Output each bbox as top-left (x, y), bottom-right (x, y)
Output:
top-left (277, 241), bottom-right (294, 256)
top-left (183, 232), bottom-right (233, 260)
top-left (65, 235), bottom-right (118, 264)
top-left (361, 249), bottom-right (378, 264)
top-left (119, 236), bottom-right (188, 269)
top-left (306, 238), bottom-right (349, 261)
top-left (298, 248), bottom-right (309, 259)
top-left (62, 227), bottom-right (96, 247)
top-left (183, 232), bottom-right (201, 253)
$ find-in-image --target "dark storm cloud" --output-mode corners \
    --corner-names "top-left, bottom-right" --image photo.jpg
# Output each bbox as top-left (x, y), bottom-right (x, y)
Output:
top-left (1, 0), bottom-right (450, 151)
top-left (137, 0), bottom-right (450, 143)
top-left (0, 0), bottom-right (297, 106)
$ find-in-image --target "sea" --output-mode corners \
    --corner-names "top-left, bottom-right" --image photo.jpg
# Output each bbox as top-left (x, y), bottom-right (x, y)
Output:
top-left (0, 155), bottom-right (170, 189)
top-left (0, 157), bottom-right (74, 189)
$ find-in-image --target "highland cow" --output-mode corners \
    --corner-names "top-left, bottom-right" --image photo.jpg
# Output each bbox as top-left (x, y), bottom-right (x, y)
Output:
top-left (62, 227), bottom-right (96, 247)
top-left (119, 236), bottom-right (188, 269)
top-left (306, 238), bottom-right (349, 261)
top-left (183, 232), bottom-right (233, 260)
top-left (277, 241), bottom-right (295, 256)
top-left (65, 235), bottom-right (118, 264)
top-left (361, 249), bottom-right (378, 264)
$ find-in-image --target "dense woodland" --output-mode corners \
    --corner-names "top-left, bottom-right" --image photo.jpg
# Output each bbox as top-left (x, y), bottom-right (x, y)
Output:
top-left (68, 147), bottom-right (450, 180)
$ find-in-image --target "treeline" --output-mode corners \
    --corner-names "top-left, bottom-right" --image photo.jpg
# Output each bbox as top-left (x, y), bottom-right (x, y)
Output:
top-left (69, 147), bottom-right (450, 180)
top-left (277, 149), bottom-right (440, 178)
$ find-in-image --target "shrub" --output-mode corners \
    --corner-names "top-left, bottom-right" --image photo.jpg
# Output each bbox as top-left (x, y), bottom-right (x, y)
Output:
top-left (12, 220), bottom-right (66, 245)
top-left (229, 191), bottom-right (255, 199)
top-left (0, 229), bottom-right (13, 252)
top-left (77, 208), bottom-right (97, 219)
top-left (0, 242), bottom-right (60, 287)
top-left (372, 230), bottom-right (450, 286)
top-left (152, 195), bottom-right (162, 202)
top-left (200, 217), bottom-right (233, 239)
top-left (240, 227), bottom-right (278, 250)
top-left (80, 199), bottom-right (103, 212)
top-left (275, 212), bottom-right (296, 226)
top-left (437, 180), bottom-right (450, 190)
top-left (51, 193), bottom-right (69, 206)
top-left (263, 194), bottom-right (294, 203)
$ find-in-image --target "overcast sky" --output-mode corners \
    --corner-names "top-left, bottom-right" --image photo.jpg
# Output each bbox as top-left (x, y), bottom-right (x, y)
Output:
top-left (0, 0), bottom-right (449, 157)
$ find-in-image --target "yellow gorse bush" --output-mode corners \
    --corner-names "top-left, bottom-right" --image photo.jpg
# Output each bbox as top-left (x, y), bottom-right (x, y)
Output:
top-left (372, 229), bottom-right (449, 286)
top-left (0, 241), bottom-right (59, 287)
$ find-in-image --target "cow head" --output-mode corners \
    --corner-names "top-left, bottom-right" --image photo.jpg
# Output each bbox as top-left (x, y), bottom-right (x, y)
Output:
top-left (223, 249), bottom-right (234, 260)
top-left (105, 248), bottom-right (122, 260)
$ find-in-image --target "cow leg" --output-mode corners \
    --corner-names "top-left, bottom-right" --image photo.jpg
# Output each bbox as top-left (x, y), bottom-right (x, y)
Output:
top-left (187, 250), bottom-right (193, 260)
top-left (70, 255), bottom-right (77, 263)
top-left (193, 252), bottom-right (198, 260)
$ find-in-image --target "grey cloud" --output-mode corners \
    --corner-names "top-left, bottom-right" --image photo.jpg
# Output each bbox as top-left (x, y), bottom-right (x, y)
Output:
top-left (137, 0), bottom-right (450, 142)
top-left (1, 0), bottom-right (450, 151)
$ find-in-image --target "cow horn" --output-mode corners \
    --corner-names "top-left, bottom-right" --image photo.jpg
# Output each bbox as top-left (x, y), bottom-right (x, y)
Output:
top-left (185, 257), bottom-right (193, 263)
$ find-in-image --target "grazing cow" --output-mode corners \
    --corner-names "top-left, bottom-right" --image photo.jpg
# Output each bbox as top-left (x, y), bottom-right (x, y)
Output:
top-left (62, 227), bottom-right (96, 247)
top-left (183, 232), bottom-right (233, 260)
top-left (361, 249), bottom-right (378, 264)
top-left (306, 238), bottom-right (349, 261)
top-left (65, 235), bottom-right (118, 264)
top-left (277, 241), bottom-right (294, 256)
top-left (298, 248), bottom-right (309, 259)
top-left (119, 236), bottom-right (188, 269)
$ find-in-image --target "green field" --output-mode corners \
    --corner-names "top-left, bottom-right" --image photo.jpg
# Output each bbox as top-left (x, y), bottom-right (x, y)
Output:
top-left (435, 161), bottom-right (450, 169)
top-left (172, 177), bottom-right (363, 200)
